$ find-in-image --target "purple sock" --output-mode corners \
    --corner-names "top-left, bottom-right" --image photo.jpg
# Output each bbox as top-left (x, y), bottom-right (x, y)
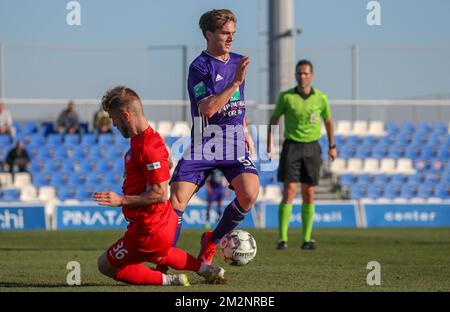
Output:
top-left (211, 199), bottom-right (248, 244)
top-left (172, 210), bottom-right (184, 247)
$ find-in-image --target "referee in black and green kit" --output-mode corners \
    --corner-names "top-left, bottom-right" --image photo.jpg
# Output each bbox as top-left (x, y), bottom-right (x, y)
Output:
top-left (267, 59), bottom-right (337, 250)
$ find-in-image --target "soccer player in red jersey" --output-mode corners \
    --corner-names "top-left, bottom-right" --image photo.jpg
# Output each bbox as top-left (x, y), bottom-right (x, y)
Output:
top-left (93, 86), bottom-right (226, 286)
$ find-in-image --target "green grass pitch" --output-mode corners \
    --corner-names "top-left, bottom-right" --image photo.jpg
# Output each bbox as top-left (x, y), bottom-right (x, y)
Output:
top-left (1, 228), bottom-right (450, 292)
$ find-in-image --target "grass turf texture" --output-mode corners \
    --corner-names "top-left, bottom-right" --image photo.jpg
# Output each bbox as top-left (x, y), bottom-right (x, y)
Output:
top-left (1, 228), bottom-right (449, 291)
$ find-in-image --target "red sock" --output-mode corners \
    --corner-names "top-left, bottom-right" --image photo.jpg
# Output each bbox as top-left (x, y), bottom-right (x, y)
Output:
top-left (162, 247), bottom-right (201, 272)
top-left (114, 263), bottom-right (163, 285)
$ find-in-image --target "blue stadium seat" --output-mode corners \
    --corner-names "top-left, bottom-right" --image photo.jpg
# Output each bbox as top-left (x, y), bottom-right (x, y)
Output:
top-left (346, 135), bottom-right (361, 146)
top-left (102, 172), bottom-right (120, 185)
top-left (29, 163), bottom-right (42, 177)
top-left (425, 135), bottom-right (441, 146)
top-left (434, 184), bottom-right (449, 199)
top-left (373, 174), bottom-right (388, 184)
top-left (362, 136), bottom-right (377, 146)
top-left (406, 174), bottom-right (423, 184)
top-left (114, 134), bottom-right (130, 147)
top-left (111, 161), bottom-right (124, 174)
top-left (444, 136), bottom-right (450, 147)
top-left (339, 174), bottom-right (355, 187)
top-left (424, 173), bottom-right (440, 184)
top-left (105, 145), bottom-right (123, 160)
top-left (356, 174), bottom-right (372, 184)
top-left (442, 173), bottom-right (450, 185)
top-left (420, 144), bottom-right (438, 159)
top-left (88, 146), bottom-right (107, 160)
top-left (338, 147), bottom-right (354, 159)
top-left (75, 186), bottom-right (94, 201)
top-left (437, 147), bottom-right (450, 159)
top-left (0, 188), bottom-right (20, 202)
top-left (47, 133), bottom-right (63, 146)
top-left (71, 146), bottom-right (90, 161)
top-left (334, 136), bottom-right (345, 147)
top-left (417, 185), bottom-right (433, 198)
top-left (383, 183), bottom-right (400, 199)
top-left (355, 145), bottom-right (371, 158)
top-left (417, 122), bottom-right (432, 134)
top-left (60, 161), bottom-right (74, 173)
top-left (67, 173), bottom-right (84, 186)
top-left (378, 135), bottom-right (393, 145)
top-left (78, 160), bottom-right (97, 174)
top-left (401, 122), bottom-right (416, 134)
top-left (366, 184), bottom-right (383, 199)
top-left (41, 122), bottom-right (55, 136)
top-left (28, 134), bottom-right (46, 147)
top-left (96, 160), bottom-right (114, 173)
top-left (64, 134), bottom-right (80, 145)
top-left (0, 134), bottom-right (11, 146)
top-left (0, 144), bottom-right (11, 160)
top-left (22, 122), bottom-right (39, 135)
top-left (85, 173), bottom-right (102, 186)
top-left (50, 174), bottom-right (68, 187)
top-left (42, 159), bottom-right (63, 173)
top-left (432, 122), bottom-right (447, 135)
top-left (98, 133), bottom-right (114, 146)
top-left (32, 174), bottom-right (51, 187)
top-left (387, 146), bottom-right (404, 159)
top-left (12, 121), bottom-right (21, 134)
top-left (371, 144), bottom-right (388, 159)
top-left (411, 133), bottom-right (427, 145)
top-left (390, 174), bottom-right (406, 184)
top-left (349, 184), bottom-right (366, 199)
top-left (53, 146), bottom-right (69, 160)
top-left (399, 184), bottom-right (417, 198)
top-left (396, 132), bottom-right (412, 145)
top-left (81, 133), bottom-right (97, 146)
top-left (57, 186), bottom-right (75, 200)
top-left (385, 122), bottom-right (399, 135)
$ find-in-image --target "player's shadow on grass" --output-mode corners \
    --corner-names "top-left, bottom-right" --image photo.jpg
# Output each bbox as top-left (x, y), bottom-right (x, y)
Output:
top-left (0, 247), bottom-right (102, 251)
top-left (0, 282), bottom-right (129, 289)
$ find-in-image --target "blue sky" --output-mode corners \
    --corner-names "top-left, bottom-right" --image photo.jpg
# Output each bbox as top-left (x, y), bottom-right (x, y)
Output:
top-left (0, 0), bottom-right (449, 101)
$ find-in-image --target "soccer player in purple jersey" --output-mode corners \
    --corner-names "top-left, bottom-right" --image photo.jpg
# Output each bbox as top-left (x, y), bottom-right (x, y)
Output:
top-left (168, 9), bottom-right (259, 265)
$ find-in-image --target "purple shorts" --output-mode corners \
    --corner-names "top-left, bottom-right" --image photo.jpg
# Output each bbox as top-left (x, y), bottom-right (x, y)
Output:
top-left (170, 155), bottom-right (258, 188)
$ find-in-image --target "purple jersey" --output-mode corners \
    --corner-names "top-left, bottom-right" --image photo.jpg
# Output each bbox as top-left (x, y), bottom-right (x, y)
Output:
top-left (187, 51), bottom-right (246, 160)
top-left (170, 51), bottom-right (258, 188)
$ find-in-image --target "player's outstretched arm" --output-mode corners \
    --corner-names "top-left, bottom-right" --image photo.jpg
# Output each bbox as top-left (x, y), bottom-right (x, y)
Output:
top-left (198, 56), bottom-right (249, 118)
top-left (92, 181), bottom-right (168, 207)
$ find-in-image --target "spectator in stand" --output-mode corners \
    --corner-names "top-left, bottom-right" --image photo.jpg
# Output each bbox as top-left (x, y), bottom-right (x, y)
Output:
top-left (57, 101), bottom-right (80, 134)
top-left (93, 105), bottom-right (112, 133)
top-left (0, 101), bottom-right (15, 138)
top-left (6, 139), bottom-right (30, 174)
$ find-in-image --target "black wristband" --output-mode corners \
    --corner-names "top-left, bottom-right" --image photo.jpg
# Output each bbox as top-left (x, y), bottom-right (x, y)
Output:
top-left (329, 144), bottom-right (336, 149)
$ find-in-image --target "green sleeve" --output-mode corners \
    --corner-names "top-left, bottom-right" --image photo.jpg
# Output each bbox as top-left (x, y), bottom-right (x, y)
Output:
top-left (272, 94), bottom-right (285, 117)
top-left (321, 94), bottom-right (331, 119)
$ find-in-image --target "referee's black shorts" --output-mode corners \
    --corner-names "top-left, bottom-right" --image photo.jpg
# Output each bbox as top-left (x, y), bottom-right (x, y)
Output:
top-left (277, 139), bottom-right (322, 186)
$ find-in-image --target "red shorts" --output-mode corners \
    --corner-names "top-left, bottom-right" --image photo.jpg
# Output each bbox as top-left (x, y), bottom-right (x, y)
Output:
top-left (106, 209), bottom-right (178, 268)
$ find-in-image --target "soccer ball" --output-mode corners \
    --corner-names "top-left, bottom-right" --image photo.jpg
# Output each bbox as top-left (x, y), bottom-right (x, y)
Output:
top-left (219, 230), bottom-right (257, 266)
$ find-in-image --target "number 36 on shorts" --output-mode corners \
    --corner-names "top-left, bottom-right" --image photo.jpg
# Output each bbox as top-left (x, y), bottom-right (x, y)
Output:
top-left (109, 239), bottom-right (129, 260)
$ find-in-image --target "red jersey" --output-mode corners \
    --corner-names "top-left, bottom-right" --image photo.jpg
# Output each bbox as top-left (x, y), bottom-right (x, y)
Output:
top-left (121, 125), bottom-right (171, 234)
